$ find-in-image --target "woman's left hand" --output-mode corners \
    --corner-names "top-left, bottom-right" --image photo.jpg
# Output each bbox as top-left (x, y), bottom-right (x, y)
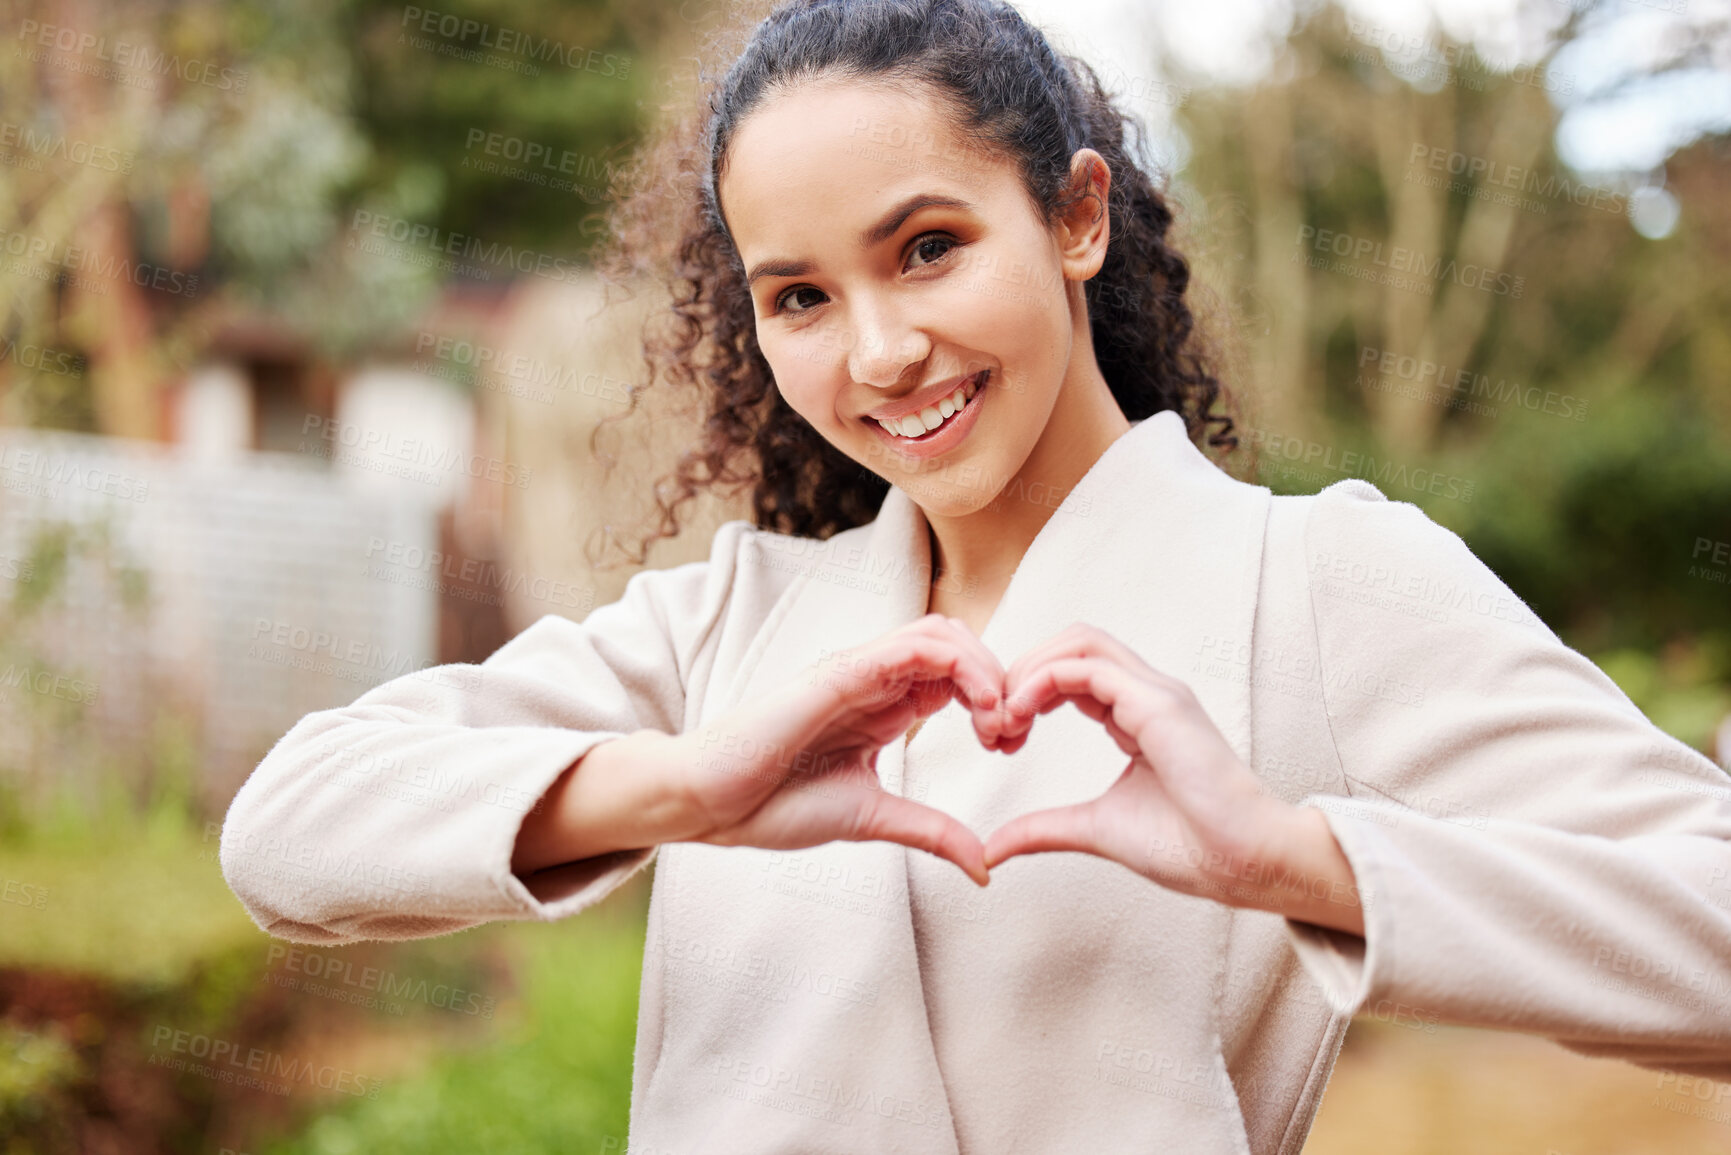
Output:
top-left (980, 624), bottom-right (1367, 936)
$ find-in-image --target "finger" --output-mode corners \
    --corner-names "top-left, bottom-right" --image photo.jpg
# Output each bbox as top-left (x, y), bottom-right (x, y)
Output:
top-left (812, 635), bottom-right (962, 719)
top-left (852, 791), bottom-right (990, 887)
top-left (977, 698), bottom-right (1044, 754)
top-left (999, 660), bottom-right (1165, 759)
top-left (985, 647), bottom-right (1127, 752)
top-left (866, 633), bottom-right (979, 708)
top-left (868, 618), bottom-right (1010, 750)
top-left (923, 617), bottom-right (1026, 747)
top-left (1003, 624), bottom-right (1165, 713)
top-left (999, 634), bottom-right (1072, 712)
top-left (1002, 633), bottom-right (1100, 708)
top-left (1000, 623), bottom-right (1115, 705)
top-left (901, 672), bottom-right (962, 718)
top-left (982, 801), bottom-right (1101, 869)
top-left (916, 620), bottom-right (1006, 714)
top-left (1001, 655), bottom-right (1146, 746)
top-left (998, 636), bottom-right (1101, 739)
top-left (1029, 656), bottom-right (1208, 763)
top-left (867, 632), bottom-right (1001, 717)
top-left (929, 616), bottom-right (1005, 711)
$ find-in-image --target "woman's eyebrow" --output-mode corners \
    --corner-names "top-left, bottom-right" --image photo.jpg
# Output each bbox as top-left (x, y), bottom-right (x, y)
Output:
top-left (858, 192), bottom-right (974, 248)
top-left (745, 192), bottom-right (976, 287)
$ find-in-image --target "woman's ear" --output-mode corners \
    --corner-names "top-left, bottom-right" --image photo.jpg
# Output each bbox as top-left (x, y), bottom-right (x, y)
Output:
top-left (1054, 148), bottom-right (1111, 282)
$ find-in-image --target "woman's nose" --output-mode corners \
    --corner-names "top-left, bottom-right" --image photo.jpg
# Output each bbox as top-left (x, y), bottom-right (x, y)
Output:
top-left (845, 302), bottom-right (930, 387)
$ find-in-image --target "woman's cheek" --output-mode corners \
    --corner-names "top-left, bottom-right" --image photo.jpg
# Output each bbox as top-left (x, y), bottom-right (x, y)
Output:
top-left (769, 364), bottom-right (846, 442)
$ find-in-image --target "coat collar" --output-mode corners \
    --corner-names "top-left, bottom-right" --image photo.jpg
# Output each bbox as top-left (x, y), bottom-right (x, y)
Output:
top-left (666, 410), bottom-right (1275, 1151)
top-left (739, 409), bottom-right (1273, 784)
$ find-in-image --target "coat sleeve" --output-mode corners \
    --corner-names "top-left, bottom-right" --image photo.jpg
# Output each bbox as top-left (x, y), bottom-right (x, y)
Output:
top-left (1282, 479), bottom-right (1731, 1077)
top-left (219, 520), bottom-right (753, 946)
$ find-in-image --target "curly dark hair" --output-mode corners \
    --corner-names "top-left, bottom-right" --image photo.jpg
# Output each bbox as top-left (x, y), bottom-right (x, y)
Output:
top-left (591, 0), bottom-right (1239, 566)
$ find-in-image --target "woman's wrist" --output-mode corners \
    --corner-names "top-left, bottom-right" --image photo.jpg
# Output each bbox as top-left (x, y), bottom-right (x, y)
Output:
top-left (511, 729), bottom-right (701, 876)
top-left (1227, 804), bottom-right (1367, 937)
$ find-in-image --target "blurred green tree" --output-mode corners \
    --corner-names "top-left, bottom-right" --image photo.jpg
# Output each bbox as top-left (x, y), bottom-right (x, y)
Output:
top-left (0, 0), bottom-right (685, 431)
top-left (1164, 2), bottom-right (1731, 746)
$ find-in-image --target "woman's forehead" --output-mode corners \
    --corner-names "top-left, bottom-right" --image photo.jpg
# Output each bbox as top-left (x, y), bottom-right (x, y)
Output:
top-left (720, 78), bottom-right (1013, 251)
top-left (742, 75), bottom-right (958, 157)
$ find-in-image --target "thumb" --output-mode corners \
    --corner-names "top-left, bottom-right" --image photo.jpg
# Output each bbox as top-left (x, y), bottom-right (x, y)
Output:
top-left (982, 802), bottom-right (1100, 871)
top-left (853, 792), bottom-right (990, 887)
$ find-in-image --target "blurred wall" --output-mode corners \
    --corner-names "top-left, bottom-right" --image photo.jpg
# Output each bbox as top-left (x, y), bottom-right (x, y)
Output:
top-left (486, 271), bottom-right (754, 631)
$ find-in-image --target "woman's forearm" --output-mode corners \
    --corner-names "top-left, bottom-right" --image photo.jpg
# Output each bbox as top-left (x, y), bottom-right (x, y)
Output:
top-left (511, 730), bottom-right (701, 876)
top-left (1250, 805), bottom-right (1367, 936)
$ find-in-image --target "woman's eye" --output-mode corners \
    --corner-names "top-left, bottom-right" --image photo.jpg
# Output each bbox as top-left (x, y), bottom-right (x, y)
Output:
top-left (770, 233), bottom-right (959, 316)
top-left (774, 285), bottom-right (827, 315)
top-left (907, 233), bottom-right (957, 269)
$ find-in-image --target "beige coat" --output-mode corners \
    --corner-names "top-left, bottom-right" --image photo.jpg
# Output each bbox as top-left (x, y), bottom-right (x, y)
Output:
top-left (221, 411), bottom-right (1731, 1154)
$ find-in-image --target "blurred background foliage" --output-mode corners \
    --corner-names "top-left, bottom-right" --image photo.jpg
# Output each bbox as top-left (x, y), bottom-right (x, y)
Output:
top-left (1, 0), bottom-right (1729, 1151)
top-left (1166, 6), bottom-right (1731, 751)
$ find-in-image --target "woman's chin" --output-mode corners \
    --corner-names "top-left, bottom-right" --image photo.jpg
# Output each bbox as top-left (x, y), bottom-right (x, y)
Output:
top-left (894, 477), bottom-right (1003, 521)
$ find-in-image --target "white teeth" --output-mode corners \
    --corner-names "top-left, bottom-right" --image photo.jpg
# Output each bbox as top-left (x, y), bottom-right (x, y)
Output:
top-left (877, 372), bottom-right (985, 439)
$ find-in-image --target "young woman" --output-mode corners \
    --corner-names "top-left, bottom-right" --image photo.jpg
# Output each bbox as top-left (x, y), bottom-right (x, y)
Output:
top-left (221, 1), bottom-right (1731, 1151)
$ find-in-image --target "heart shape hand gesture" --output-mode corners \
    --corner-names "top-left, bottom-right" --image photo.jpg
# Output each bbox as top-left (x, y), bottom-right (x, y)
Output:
top-left (980, 623), bottom-right (1364, 934)
top-left (652, 614), bottom-right (1362, 934)
top-left (676, 614), bottom-right (1008, 885)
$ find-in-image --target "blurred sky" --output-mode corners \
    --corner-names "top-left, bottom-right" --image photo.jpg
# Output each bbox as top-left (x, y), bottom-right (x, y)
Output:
top-left (1013, 0), bottom-right (1731, 180)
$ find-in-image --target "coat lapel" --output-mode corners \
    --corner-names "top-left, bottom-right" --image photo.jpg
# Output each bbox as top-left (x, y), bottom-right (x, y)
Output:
top-left (636, 411), bottom-right (1272, 1154)
top-left (889, 411), bottom-right (1273, 1152)
top-left (973, 409), bottom-right (1269, 766)
top-left (636, 471), bottom-right (956, 1153)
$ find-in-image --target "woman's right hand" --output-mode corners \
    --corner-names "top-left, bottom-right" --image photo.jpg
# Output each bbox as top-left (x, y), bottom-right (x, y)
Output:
top-left (672, 614), bottom-right (1005, 884)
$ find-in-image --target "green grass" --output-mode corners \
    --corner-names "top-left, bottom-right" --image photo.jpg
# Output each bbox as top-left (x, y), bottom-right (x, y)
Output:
top-left (258, 908), bottom-right (648, 1155)
top-left (1591, 644), bottom-right (1731, 756)
top-left (0, 775), bottom-right (262, 988)
top-left (0, 768), bottom-right (651, 1155)
top-left (0, 839), bottom-right (260, 987)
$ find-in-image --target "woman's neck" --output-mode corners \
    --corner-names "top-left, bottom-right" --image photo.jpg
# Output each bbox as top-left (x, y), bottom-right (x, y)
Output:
top-left (921, 352), bottom-right (1131, 629)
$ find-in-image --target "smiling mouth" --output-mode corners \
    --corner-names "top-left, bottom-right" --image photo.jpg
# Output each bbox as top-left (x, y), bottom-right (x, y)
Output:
top-left (870, 370), bottom-right (988, 440)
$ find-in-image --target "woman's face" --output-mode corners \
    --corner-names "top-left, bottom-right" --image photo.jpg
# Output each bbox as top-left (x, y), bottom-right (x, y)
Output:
top-left (717, 78), bottom-right (1106, 518)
